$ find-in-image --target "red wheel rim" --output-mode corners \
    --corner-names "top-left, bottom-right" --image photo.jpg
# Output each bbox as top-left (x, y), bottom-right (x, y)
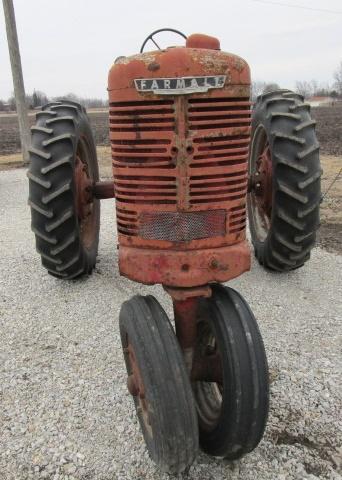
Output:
top-left (248, 125), bottom-right (273, 242)
top-left (74, 137), bottom-right (97, 250)
top-left (125, 338), bottom-right (152, 438)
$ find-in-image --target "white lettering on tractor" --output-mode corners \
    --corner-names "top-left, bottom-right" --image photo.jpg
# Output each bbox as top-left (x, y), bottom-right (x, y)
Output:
top-left (176, 78), bottom-right (186, 89)
top-left (134, 76), bottom-right (226, 95)
top-left (151, 80), bottom-right (159, 90)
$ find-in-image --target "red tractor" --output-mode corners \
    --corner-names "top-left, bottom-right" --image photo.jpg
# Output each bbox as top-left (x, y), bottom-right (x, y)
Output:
top-left (28, 30), bottom-right (321, 473)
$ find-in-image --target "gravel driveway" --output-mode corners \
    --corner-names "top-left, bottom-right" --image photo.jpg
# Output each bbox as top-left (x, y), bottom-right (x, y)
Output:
top-left (1, 168), bottom-right (341, 480)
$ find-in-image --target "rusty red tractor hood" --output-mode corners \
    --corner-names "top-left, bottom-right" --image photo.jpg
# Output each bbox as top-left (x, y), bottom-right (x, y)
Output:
top-left (108, 33), bottom-right (252, 287)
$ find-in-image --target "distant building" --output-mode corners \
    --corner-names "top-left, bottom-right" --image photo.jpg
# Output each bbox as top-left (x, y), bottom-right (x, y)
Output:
top-left (0, 102), bottom-right (11, 112)
top-left (307, 96), bottom-right (335, 107)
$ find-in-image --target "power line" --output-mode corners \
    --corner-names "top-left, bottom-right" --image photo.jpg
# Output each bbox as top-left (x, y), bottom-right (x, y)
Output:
top-left (251, 0), bottom-right (342, 15)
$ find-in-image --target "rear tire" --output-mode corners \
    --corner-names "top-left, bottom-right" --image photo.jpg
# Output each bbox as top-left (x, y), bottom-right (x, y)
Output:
top-left (28, 100), bottom-right (100, 279)
top-left (119, 295), bottom-right (198, 474)
top-left (248, 90), bottom-right (321, 271)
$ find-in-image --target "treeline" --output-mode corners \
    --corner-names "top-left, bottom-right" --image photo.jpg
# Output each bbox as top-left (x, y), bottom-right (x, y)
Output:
top-left (0, 90), bottom-right (108, 112)
top-left (2, 60), bottom-right (342, 110)
top-left (251, 80), bottom-right (341, 102)
top-left (252, 61), bottom-right (342, 101)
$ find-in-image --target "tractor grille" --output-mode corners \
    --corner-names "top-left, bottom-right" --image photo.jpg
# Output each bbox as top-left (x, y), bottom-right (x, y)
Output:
top-left (110, 99), bottom-right (177, 214)
top-left (110, 99), bottom-right (175, 169)
top-left (229, 204), bottom-right (247, 234)
top-left (138, 210), bottom-right (226, 242)
top-left (111, 95), bottom-right (251, 242)
top-left (114, 174), bottom-right (177, 206)
top-left (116, 207), bottom-right (138, 237)
top-left (109, 99), bottom-right (175, 133)
top-left (188, 96), bottom-right (251, 131)
top-left (188, 96), bottom-right (251, 207)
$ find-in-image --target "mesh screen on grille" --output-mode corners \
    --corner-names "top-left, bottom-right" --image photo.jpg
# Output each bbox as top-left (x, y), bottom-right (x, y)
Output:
top-left (138, 210), bottom-right (226, 242)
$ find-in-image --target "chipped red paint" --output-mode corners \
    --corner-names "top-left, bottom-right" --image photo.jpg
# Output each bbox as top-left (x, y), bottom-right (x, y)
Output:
top-left (119, 242), bottom-right (250, 287)
top-left (173, 297), bottom-right (199, 350)
top-left (108, 34), bottom-right (251, 288)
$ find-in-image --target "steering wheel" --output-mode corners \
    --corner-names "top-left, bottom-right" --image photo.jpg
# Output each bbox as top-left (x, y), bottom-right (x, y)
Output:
top-left (140, 28), bottom-right (187, 53)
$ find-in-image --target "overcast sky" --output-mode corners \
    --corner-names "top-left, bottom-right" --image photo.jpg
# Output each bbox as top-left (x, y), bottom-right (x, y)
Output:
top-left (1, 0), bottom-right (341, 99)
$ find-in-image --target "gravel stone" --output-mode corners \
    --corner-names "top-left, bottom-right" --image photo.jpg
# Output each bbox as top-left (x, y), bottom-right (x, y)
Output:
top-left (0, 168), bottom-right (341, 479)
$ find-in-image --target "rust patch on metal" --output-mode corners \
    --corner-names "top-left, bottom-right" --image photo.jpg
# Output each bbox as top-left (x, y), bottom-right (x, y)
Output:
top-left (164, 284), bottom-right (212, 301)
top-left (74, 146), bottom-right (97, 250)
top-left (92, 180), bottom-right (115, 199)
top-left (108, 35), bottom-right (252, 288)
top-left (148, 62), bottom-right (160, 71)
top-left (74, 154), bottom-right (92, 219)
top-left (118, 242), bottom-right (250, 287)
top-left (125, 341), bottom-right (152, 436)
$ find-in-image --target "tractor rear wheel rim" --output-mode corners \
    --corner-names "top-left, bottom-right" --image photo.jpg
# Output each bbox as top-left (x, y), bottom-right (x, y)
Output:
top-left (74, 137), bottom-right (97, 250)
top-left (193, 321), bottom-right (223, 432)
top-left (249, 125), bottom-right (273, 242)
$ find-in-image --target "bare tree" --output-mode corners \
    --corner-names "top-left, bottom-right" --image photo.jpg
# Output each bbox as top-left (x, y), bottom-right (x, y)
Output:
top-left (8, 94), bottom-right (16, 110)
top-left (295, 81), bottom-right (312, 98)
top-left (333, 61), bottom-right (342, 96)
top-left (32, 90), bottom-right (48, 107)
top-left (54, 93), bottom-right (108, 109)
top-left (56, 92), bottom-right (80, 103)
top-left (310, 79), bottom-right (319, 97)
top-left (251, 81), bottom-right (266, 101)
top-left (263, 82), bottom-right (280, 94)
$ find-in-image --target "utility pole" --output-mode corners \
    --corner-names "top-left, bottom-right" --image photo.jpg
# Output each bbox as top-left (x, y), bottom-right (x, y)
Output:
top-left (3, 0), bottom-right (30, 165)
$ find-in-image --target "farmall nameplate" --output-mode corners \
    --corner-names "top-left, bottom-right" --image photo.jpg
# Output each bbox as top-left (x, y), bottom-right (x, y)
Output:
top-left (134, 76), bottom-right (226, 95)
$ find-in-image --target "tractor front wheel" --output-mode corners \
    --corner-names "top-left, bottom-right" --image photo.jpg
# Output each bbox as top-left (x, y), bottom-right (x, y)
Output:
top-left (119, 295), bottom-right (198, 474)
top-left (28, 100), bottom-right (100, 279)
top-left (248, 90), bottom-right (321, 271)
top-left (192, 284), bottom-right (269, 459)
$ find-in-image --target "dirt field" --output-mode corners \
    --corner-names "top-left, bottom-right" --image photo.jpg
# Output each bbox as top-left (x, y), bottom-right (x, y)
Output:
top-left (0, 110), bottom-right (109, 156)
top-left (1, 104), bottom-right (342, 156)
top-left (318, 155), bottom-right (342, 255)
top-left (311, 105), bottom-right (342, 156)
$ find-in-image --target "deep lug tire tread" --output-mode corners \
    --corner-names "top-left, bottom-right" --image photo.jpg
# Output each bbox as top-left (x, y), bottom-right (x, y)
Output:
top-left (248, 90), bottom-right (321, 271)
top-left (28, 100), bottom-right (100, 279)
